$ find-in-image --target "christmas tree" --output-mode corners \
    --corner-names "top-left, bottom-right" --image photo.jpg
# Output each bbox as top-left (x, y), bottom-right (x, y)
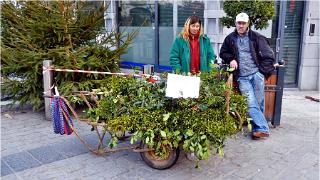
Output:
top-left (1, 1), bottom-right (137, 109)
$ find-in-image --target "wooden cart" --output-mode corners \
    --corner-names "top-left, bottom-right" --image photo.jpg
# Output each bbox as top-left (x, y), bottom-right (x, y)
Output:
top-left (44, 65), bottom-right (284, 170)
top-left (45, 72), bottom-right (237, 170)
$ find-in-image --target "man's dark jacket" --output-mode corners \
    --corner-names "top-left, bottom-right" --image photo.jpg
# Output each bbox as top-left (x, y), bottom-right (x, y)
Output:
top-left (220, 29), bottom-right (275, 79)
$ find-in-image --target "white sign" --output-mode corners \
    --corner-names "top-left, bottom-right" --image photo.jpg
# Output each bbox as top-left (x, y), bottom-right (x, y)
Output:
top-left (165, 73), bottom-right (200, 98)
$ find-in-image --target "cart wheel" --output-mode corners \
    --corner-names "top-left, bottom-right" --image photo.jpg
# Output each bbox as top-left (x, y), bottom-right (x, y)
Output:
top-left (140, 141), bottom-right (180, 170)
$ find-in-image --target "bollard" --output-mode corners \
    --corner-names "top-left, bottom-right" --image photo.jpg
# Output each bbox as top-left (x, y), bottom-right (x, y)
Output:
top-left (43, 60), bottom-right (53, 121)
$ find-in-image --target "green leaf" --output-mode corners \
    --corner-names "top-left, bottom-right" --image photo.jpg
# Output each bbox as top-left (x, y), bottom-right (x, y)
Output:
top-left (200, 135), bottom-right (206, 140)
top-left (163, 140), bottom-right (169, 145)
top-left (173, 141), bottom-right (179, 147)
top-left (218, 147), bottom-right (224, 157)
top-left (130, 137), bottom-right (134, 144)
top-left (185, 129), bottom-right (194, 137)
top-left (190, 146), bottom-right (194, 152)
top-left (174, 130), bottom-right (180, 136)
top-left (160, 130), bottom-right (166, 138)
top-left (248, 123), bottom-right (252, 132)
top-left (150, 131), bottom-right (155, 139)
top-left (163, 113), bottom-right (171, 122)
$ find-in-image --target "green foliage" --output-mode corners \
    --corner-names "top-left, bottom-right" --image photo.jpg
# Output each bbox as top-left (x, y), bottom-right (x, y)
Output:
top-left (84, 69), bottom-right (248, 165)
top-left (1, 1), bottom-right (137, 109)
top-left (221, 0), bottom-right (275, 30)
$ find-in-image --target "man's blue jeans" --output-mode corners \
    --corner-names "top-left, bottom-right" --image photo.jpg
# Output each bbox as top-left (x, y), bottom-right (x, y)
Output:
top-left (237, 71), bottom-right (269, 133)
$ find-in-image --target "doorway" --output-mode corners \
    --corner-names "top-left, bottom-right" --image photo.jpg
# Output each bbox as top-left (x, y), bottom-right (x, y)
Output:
top-left (276, 1), bottom-right (305, 86)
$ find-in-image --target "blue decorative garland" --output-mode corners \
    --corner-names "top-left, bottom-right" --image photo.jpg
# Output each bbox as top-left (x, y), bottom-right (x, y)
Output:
top-left (51, 97), bottom-right (73, 135)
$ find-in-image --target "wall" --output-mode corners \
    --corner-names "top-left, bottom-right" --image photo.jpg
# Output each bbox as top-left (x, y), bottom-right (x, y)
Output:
top-left (298, 1), bottom-right (320, 90)
top-left (204, 1), bottom-right (225, 63)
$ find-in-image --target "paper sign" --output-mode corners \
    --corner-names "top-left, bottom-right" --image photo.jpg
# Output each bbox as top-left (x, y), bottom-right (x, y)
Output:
top-left (165, 73), bottom-right (200, 98)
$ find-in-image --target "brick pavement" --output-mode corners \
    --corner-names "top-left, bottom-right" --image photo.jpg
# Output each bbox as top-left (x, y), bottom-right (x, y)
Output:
top-left (1, 90), bottom-right (319, 180)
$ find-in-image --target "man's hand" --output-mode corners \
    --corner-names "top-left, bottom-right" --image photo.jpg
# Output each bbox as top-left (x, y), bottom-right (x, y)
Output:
top-left (230, 60), bottom-right (238, 69)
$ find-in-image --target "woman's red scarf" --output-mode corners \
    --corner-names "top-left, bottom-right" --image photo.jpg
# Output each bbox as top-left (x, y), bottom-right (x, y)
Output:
top-left (189, 33), bottom-right (200, 74)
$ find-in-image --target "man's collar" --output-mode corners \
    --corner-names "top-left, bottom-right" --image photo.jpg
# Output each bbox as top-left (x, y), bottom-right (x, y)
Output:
top-left (234, 28), bottom-right (250, 37)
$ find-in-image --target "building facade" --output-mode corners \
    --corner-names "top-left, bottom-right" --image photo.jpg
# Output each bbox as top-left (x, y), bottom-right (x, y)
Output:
top-left (103, 0), bottom-right (318, 90)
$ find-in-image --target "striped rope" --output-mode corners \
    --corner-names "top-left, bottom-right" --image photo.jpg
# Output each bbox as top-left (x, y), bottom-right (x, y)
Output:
top-left (59, 98), bottom-right (73, 135)
top-left (43, 85), bottom-right (55, 95)
top-left (42, 66), bottom-right (161, 80)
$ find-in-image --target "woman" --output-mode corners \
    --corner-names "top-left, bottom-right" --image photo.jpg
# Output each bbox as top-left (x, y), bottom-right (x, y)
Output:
top-left (170, 15), bottom-right (216, 74)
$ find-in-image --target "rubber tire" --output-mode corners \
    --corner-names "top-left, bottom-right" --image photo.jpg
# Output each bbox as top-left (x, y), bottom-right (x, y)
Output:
top-left (140, 141), bottom-right (180, 170)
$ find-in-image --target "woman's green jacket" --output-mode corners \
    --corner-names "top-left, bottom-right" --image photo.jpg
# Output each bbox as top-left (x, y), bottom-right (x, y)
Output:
top-left (169, 34), bottom-right (216, 73)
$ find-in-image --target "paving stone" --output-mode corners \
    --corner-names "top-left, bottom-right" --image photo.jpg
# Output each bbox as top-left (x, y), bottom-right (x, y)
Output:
top-left (296, 175), bottom-right (314, 180)
top-left (68, 158), bottom-right (128, 179)
top-left (49, 140), bottom-right (89, 158)
top-left (27, 146), bottom-right (65, 164)
top-left (252, 154), bottom-right (280, 167)
top-left (18, 163), bottom-right (69, 180)
top-left (267, 159), bottom-right (290, 170)
top-left (1, 160), bottom-right (13, 176)
top-left (1, 173), bottom-right (20, 180)
top-left (212, 160), bottom-right (240, 176)
top-left (231, 164), bottom-right (256, 179)
top-left (166, 170), bottom-right (207, 180)
top-left (274, 168), bottom-right (305, 180)
top-left (111, 174), bottom-right (136, 180)
top-left (281, 146), bottom-right (311, 164)
top-left (302, 166), bottom-right (320, 180)
top-left (112, 166), bottom-right (154, 180)
top-left (66, 153), bottom-right (109, 173)
top-left (291, 152), bottom-right (318, 170)
top-left (113, 156), bottom-right (139, 170)
top-left (220, 174), bottom-right (245, 180)
top-left (250, 167), bottom-right (281, 180)
top-left (2, 151), bottom-right (41, 172)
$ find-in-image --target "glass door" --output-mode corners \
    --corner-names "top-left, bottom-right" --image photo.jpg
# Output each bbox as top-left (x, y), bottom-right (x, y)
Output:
top-left (119, 1), bottom-right (155, 64)
top-left (269, 1), bottom-right (281, 61)
top-left (283, 1), bottom-right (304, 85)
top-left (158, 2), bottom-right (173, 66)
top-left (277, 1), bottom-right (305, 86)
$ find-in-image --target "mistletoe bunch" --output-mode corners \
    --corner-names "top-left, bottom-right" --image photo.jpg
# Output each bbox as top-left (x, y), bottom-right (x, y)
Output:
top-left (84, 69), bottom-right (248, 164)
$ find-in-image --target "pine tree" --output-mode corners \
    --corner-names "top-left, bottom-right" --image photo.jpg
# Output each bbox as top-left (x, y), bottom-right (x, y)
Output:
top-left (1, 1), bottom-right (137, 109)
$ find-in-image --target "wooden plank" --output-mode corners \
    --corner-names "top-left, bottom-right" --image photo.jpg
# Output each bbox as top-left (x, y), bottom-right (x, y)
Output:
top-left (264, 73), bottom-right (277, 121)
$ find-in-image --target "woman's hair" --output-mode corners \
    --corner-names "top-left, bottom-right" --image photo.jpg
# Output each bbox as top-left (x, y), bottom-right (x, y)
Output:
top-left (180, 15), bottom-right (204, 40)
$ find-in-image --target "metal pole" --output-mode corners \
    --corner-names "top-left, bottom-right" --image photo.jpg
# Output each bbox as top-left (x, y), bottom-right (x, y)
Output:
top-left (43, 60), bottom-right (53, 121)
top-left (273, 66), bottom-right (285, 127)
top-left (154, 1), bottom-right (159, 72)
top-left (173, 1), bottom-right (178, 40)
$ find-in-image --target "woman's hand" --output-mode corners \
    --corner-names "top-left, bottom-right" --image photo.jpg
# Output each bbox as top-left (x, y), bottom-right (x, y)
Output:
top-left (230, 60), bottom-right (238, 69)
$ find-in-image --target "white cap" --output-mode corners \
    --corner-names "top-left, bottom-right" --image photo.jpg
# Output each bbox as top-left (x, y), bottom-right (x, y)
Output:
top-left (236, 13), bottom-right (249, 23)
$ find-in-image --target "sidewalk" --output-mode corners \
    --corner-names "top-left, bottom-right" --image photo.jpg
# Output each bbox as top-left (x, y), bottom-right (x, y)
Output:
top-left (1, 90), bottom-right (319, 180)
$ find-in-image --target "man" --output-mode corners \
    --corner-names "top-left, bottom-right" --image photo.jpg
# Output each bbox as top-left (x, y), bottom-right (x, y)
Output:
top-left (220, 12), bottom-right (275, 140)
